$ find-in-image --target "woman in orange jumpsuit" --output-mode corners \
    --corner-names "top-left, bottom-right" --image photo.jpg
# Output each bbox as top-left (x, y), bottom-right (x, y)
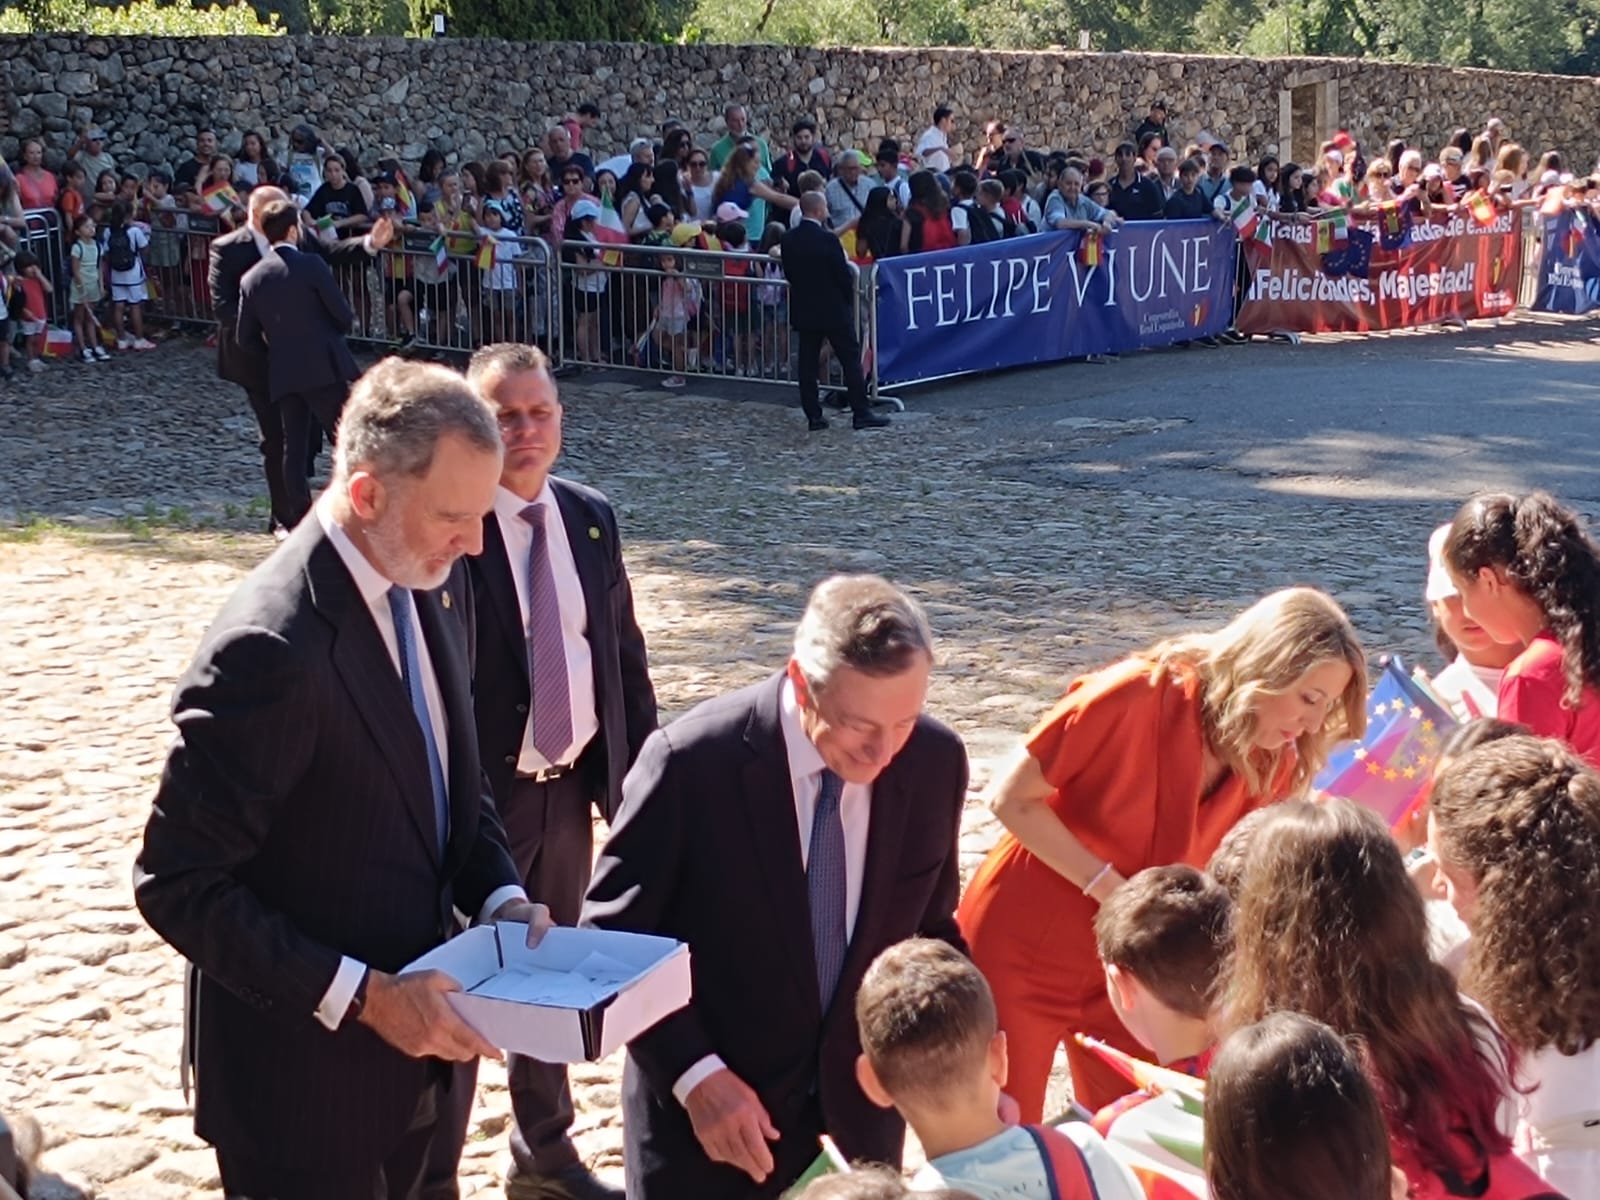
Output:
top-left (958, 587), bottom-right (1368, 1117)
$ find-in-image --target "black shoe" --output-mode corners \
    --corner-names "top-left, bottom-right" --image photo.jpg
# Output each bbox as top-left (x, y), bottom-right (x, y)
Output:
top-left (823, 390), bottom-right (851, 411)
top-left (852, 412), bottom-right (891, 430)
top-left (505, 1163), bottom-right (625, 1200)
top-left (808, 417), bottom-right (829, 432)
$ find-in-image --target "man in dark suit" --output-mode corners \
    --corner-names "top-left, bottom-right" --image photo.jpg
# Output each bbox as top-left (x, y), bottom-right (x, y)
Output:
top-left (236, 199), bottom-right (363, 529)
top-left (423, 343), bottom-right (657, 1200)
top-left (209, 186), bottom-right (391, 535)
top-left (134, 358), bottom-right (553, 1200)
top-left (583, 575), bottom-right (968, 1200)
top-left (779, 191), bottom-right (890, 433)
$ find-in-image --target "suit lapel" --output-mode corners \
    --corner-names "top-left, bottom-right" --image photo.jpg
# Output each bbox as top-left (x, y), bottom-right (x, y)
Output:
top-left (479, 514), bottom-right (529, 664)
top-left (551, 480), bottom-right (608, 649)
top-left (306, 535), bottom-right (438, 856)
top-left (740, 675), bottom-right (823, 1024)
top-left (415, 585), bottom-right (475, 871)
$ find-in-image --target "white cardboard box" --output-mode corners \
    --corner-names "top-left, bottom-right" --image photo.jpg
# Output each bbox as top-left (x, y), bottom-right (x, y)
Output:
top-left (404, 923), bottom-right (692, 1062)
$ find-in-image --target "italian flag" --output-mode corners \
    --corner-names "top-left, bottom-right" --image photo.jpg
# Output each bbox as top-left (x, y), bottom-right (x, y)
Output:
top-left (1229, 194), bottom-right (1258, 240)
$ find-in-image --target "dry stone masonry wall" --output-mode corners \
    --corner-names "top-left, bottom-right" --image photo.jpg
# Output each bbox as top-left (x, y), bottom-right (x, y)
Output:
top-left (3, 36), bottom-right (1598, 179)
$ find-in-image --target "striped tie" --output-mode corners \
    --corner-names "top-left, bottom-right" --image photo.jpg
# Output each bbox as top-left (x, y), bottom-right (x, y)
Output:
top-left (520, 503), bottom-right (573, 763)
top-left (807, 768), bottom-right (848, 1010)
top-left (387, 585), bottom-right (449, 856)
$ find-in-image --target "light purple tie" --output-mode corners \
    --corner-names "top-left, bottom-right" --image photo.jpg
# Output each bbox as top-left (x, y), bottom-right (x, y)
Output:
top-left (520, 503), bottom-right (573, 764)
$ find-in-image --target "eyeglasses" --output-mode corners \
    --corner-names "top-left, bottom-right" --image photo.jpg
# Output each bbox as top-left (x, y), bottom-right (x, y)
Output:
top-left (689, 158), bottom-right (708, 167)
top-left (562, 176), bottom-right (583, 184)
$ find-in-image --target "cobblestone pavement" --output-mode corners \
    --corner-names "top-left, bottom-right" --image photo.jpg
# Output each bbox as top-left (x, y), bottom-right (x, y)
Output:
top-left (2, 326), bottom-right (1594, 1197)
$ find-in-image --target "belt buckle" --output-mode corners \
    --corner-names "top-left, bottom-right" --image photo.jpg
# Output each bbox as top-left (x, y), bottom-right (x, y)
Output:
top-left (531, 763), bottom-right (569, 783)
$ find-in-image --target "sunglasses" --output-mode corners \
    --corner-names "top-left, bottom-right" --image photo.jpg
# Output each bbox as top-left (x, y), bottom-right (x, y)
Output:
top-left (562, 175), bottom-right (584, 184)
top-left (689, 158), bottom-right (708, 166)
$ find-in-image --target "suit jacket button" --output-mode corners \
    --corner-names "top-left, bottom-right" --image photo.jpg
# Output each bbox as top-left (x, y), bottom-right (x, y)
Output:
top-left (504, 755), bottom-right (516, 766)
top-left (515, 703), bottom-right (528, 715)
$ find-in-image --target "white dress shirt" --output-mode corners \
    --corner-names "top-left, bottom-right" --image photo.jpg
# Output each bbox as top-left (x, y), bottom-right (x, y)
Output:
top-left (492, 483), bottom-right (599, 773)
top-left (311, 497), bottom-right (526, 1030)
top-left (672, 676), bottom-right (871, 1105)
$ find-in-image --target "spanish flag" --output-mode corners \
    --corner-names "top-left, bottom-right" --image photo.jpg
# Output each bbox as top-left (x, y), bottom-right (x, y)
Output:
top-left (1077, 231), bottom-right (1103, 267)
top-left (477, 236), bottom-right (496, 271)
top-left (1467, 191), bottom-right (1498, 225)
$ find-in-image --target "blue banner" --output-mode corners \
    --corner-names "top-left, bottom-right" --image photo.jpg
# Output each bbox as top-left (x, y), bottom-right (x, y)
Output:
top-left (1533, 210), bottom-right (1600, 314)
top-left (872, 220), bottom-right (1238, 386)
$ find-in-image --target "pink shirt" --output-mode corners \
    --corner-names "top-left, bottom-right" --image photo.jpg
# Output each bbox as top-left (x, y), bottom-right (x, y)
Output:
top-left (16, 168), bottom-right (57, 211)
top-left (1499, 631), bottom-right (1600, 766)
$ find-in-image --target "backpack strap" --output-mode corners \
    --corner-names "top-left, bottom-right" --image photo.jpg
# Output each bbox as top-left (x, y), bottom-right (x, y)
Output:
top-left (1023, 1124), bottom-right (1101, 1200)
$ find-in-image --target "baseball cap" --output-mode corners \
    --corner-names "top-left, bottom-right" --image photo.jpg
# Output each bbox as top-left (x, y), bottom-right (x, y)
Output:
top-left (1210, 140), bottom-right (1230, 155)
top-left (1332, 130), bottom-right (1356, 150)
top-left (848, 149), bottom-right (873, 167)
top-left (1425, 524), bottom-right (1457, 602)
top-left (715, 201), bottom-right (748, 222)
top-left (571, 198), bottom-right (602, 221)
top-left (1194, 130), bottom-right (1216, 149)
top-left (373, 171), bottom-right (398, 187)
top-left (1422, 163), bottom-right (1444, 180)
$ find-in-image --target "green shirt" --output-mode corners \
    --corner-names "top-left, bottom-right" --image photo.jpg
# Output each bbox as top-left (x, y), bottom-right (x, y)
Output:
top-left (708, 134), bottom-right (771, 173)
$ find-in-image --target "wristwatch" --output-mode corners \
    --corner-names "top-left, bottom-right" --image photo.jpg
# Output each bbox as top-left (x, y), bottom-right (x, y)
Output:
top-left (347, 967), bottom-right (372, 1022)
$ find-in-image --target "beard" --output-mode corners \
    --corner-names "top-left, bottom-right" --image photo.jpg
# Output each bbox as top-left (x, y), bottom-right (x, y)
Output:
top-left (366, 507), bottom-right (453, 591)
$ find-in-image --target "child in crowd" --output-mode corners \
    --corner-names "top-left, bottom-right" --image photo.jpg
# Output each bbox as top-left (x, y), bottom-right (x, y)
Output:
top-left (1225, 799), bottom-right (1559, 1200)
top-left (101, 200), bottom-right (157, 352)
top-left (716, 218), bottom-right (755, 374)
top-left (12, 251), bottom-right (52, 373)
top-left (1441, 492), bottom-right (1600, 764)
top-left (795, 1166), bottom-right (975, 1200)
top-left (855, 938), bottom-right (1143, 1200)
top-left (143, 170), bottom-right (185, 317)
top-left (1094, 865), bottom-right (1228, 1077)
top-left (1425, 523), bottom-right (1524, 718)
top-left (59, 163), bottom-right (89, 229)
top-left (755, 222), bottom-right (788, 376)
top-left (1206, 1011), bottom-right (1409, 1200)
top-left (1429, 735), bottom-right (1600, 1195)
top-left (68, 212), bottom-right (108, 362)
top-left (649, 250), bottom-right (699, 390)
top-left (1203, 806), bottom-right (1276, 900)
top-left (476, 199), bottom-right (522, 345)
top-left (563, 197), bottom-right (607, 362)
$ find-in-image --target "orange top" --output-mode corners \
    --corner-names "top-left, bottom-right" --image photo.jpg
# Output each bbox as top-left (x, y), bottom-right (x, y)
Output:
top-left (961, 657), bottom-right (1294, 988)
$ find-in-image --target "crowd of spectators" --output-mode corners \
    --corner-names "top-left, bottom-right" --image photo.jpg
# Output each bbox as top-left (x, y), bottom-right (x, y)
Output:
top-left (2, 99), bottom-right (1598, 382)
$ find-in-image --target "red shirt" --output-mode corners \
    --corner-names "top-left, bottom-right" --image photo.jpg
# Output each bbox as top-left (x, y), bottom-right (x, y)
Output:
top-left (16, 168), bottom-right (58, 211)
top-left (1499, 631), bottom-right (1600, 766)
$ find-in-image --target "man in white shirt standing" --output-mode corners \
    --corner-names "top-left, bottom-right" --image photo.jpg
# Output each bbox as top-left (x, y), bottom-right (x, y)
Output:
top-left (916, 105), bottom-right (956, 174)
top-left (134, 359), bottom-right (552, 1200)
top-left (584, 575), bottom-right (969, 1200)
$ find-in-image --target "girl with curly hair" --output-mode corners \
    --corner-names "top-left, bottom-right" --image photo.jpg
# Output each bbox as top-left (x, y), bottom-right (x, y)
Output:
top-left (960, 587), bottom-right (1366, 1116)
top-left (1429, 735), bottom-right (1600, 1194)
top-left (1224, 799), bottom-right (1560, 1200)
top-left (1206, 1012), bottom-right (1407, 1200)
top-left (1442, 492), bottom-right (1600, 764)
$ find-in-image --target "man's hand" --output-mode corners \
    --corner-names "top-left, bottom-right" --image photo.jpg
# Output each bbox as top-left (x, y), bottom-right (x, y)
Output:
top-left (357, 969), bottom-right (501, 1062)
top-left (684, 1068), bottom-right (779, 1183)
top-left (369, 215), bottom-right (397, 250)
top-left (488, 897), bottom-right (555, 948)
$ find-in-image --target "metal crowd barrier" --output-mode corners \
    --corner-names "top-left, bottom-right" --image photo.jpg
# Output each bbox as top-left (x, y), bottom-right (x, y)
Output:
top-left (20, 208), bottom-right (69, 325)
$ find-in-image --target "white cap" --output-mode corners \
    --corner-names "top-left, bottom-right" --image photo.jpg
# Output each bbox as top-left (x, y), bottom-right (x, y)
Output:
top-left (715, 201), bottom-right (748, 222)
top-left (1194, 130), bottom-right (1217, 150)
top-left (1425, 524), bottom-right (1457, 602)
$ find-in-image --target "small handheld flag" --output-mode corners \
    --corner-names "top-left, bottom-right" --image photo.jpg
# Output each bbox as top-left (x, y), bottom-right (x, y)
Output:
top-left (431, 235), bottom-right (449, 270)
top-left (1229, 194), bottom-right (1258, 240)
top-left (1467, 191), bottom-right (1498, 225)
top-left (477, 236), bottom-right (496, 271)
top-left (1313, 656), bottom-right (1456, 830)
top-left (1077, 231), bottom-right (1103, 267)
top-left (201, 182), bottom-right (240, 214)
top-left (1073, 1035), bottom-right (1206, 1105)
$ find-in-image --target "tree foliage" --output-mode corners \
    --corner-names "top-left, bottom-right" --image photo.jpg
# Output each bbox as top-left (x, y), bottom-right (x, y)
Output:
top-left (0, 0), bottom-right (284, 32)
top-left (441, 0), bottom-right (655, 40)
top-left (680, 0), bottom-right (1600, 74)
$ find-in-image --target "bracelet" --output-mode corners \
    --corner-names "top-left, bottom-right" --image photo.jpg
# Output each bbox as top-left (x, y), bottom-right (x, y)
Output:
top-left (1082, 862), bottom-right (1114, 896)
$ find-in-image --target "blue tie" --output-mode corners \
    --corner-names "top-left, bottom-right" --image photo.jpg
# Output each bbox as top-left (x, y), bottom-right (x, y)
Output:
top-left (387, 586), bottom-right (449, 857)
top-left (807, 768), bottom-right (848, 1010)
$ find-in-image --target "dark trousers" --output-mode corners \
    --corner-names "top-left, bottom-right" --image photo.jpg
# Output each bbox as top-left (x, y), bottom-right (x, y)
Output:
top-left (281, 381), bottom-right (348, 527)
top-left (242, 383), bottom-right (294, 532)
top-left (796, 326), bottom-right (868, 422)
top-left (423, 769), bottom-right (596, 1193)
top-left (220, 1079), bottom-right (443, 1200)
top-left (625, 1091), bottom-right (825, 1200)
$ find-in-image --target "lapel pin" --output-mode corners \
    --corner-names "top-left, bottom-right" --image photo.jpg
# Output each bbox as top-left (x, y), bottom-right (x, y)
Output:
top-left (442, 592), bottom-right (452, 610)
top-left (588, 526), bottom-right (601, 540)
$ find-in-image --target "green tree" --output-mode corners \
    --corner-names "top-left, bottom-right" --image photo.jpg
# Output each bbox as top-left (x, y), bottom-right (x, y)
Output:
top-left (443, 0), bottom-right (655, 39)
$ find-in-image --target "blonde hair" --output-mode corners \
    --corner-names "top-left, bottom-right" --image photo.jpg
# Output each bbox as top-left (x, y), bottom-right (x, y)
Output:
top-left (1151, 588), bottom-right (1367, 794)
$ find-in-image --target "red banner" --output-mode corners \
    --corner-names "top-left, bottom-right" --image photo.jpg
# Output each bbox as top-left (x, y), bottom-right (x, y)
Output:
top-left (1238, 210), bottom-right (1522, 334)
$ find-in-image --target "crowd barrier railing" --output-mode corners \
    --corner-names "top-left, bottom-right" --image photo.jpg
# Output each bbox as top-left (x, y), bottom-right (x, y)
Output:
top-left (20, 208), bottom-right (70, 326)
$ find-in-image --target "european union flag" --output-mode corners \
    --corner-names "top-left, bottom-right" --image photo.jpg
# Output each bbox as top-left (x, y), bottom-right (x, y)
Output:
top-left (1315, 656), bottom-right (1457, 828)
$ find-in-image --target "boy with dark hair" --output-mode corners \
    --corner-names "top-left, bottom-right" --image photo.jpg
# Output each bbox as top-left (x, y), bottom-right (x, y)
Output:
top-left (1093, 865), bottom-right (1229, 1074)
top-left (856, 939), bottom-right (1141, 1199)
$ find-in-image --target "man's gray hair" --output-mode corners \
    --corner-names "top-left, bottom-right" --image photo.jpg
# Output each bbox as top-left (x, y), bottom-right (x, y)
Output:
top-left (335, 358), bottom-right (501, 483)
top-left (800, 190), bottom-right (828, 219)
top-left (792, 575), bottom-right (934, 692)
top-left (466, 342), bottom-right (553, 387)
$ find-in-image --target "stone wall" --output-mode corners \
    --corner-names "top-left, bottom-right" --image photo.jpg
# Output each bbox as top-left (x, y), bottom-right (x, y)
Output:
top-left (4, 36), bottom-right (1599, 180)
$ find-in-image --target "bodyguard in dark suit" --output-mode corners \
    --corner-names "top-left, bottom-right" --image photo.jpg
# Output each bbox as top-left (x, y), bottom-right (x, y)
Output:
top-left (423, 344), bottom-right (657, 1200)
top-left (779, 192), bottom-right (889, 433)
top-left (209, 186), bottom-right (391, 534)
top-left (134, 359), bottom-right (554, 1200)
top-left (237, 199), bottom-right (363, 528)
top-left (583, 575), bottom-right (968, 1200)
